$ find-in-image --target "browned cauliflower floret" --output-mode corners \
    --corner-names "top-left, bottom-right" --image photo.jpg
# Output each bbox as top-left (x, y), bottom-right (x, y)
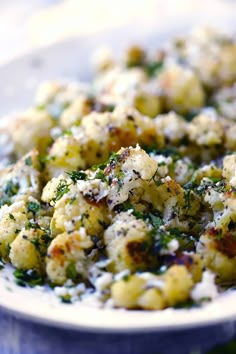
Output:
top-left (197, 229), bottom-right (236, 282)
top-left (76, 107), bottom-right (163, 167)
top-left (78, 111), bottom-right (137, 165)
top-left (9, 227), bottom-right (50, 273)
top-left (42, 176), bottom-right (110, 237)
top-left (46, 230), bottom-right (92, 284)
top-left (104, 212), bottom-right (156, 272)
top-left (112, 106), bottom-right (164, 148)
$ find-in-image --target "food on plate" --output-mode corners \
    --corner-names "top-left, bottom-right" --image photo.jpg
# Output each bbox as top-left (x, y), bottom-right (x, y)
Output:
top-left (0, 27), bottom-right (236, 310)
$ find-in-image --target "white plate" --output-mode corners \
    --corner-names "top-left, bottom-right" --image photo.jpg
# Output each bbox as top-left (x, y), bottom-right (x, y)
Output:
top-left (0, 17), bottom-right (236, 333)
top-left (1, 265), bottom-right (236, 333)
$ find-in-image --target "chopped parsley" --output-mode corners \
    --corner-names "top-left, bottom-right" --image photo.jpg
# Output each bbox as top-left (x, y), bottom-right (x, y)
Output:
top-left (60, 294), bottom-right (72, 304)
top-left (66, 262), bottom-right (78, 281)
top-left (145, 61), bottom-right (164, 77)
top-left (116, 201), bottom-right (144, 219)
top-left (94, 170), bottom-right (107, 182)
top-left (26, 221), bottom-right (41, 230)
top-left (27, 201), bottom-right (41, 215)
top-left (25, 156), bottom-right (33, 166)
top-left (4, 180), bottom-right (20, 197)
top-left (66, 171), bottom-right (87, 183)
top-left (0, 198), bottom-right (11, 208)
top-left (14, 269), bottom-right (44, 287)
top-left (9, 213), bottom-right (16, 221)
top-left (109, 152), bottom-right (120, 165)
top-left (53, 180), bottom-right (71, 202)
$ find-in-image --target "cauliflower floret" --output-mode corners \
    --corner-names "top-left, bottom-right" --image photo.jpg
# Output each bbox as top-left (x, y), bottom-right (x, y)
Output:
top-left (149, 154), bottom-right (194, 186)
top-left (137, 288), bottom-right (166, 310)
top-left (10, 109), bottom-right (55, 158)
top-left (197, 230), bottom-right (236, 282)
top-left (9, 227), bottom-right (49, 273)
top-left (222, 154), bottom-right (236, 187)
top-left (0, 149), bottom-right (41, 205)
top-left (42, 177), bottom-right (110, 237)
top-left (70, 107), bottom-right (163, 168)
top-left (111, 274), bottom-right (146, 309)
top-left (95, 67), bottom-right (147, 104)
top-left (187, 111), bottom-right (224, 146)
top-left (45, 135), bottom-right (86, 180)
top-left (158, 63), bottom-right (205, 113)
top-left (0, 201), bottom-right (28, 258)
top-left (192, 164), bottom-right (222, 185)
top-left (225, 125), bottom-right (236, 151)
top-left (214, 84), bottom-right (236, 121)
top-left (162, 265), bottom-right (193, 306)
top-left (111, 265), bottom-right (193, 309)
top-left (173, 159), bottom-right (195, 186)
top-left (155, 178), bottom-right (200, 232)
top-left (60, 95), bottom-right (93, 129)
top-left (46, 229), bottom-right (92, 284)
top-left (191, 270), bottom-right (218, 302)
top-left (35, 81), bottom-right (65, 106)
top-left (0, 124), bottom-right (14, 166)
top-left (112, 106), bottom-right (164, 148)
top-left (172, 28), bottom-right (236, 88)
top-left (104, 212), bottom-right (156, 272)
top-left (78, 111), bottom-right (137, 166)
top-left (154, 112), bottom-right (188, 144)
top-left (92, 46), bottom-right (114, 72)
top-left (134, 84), bottom-right (163, 118)
top-left (204, 185), bottom-right (236, 233)
top-left (105, 145), bottom-right (158, 209)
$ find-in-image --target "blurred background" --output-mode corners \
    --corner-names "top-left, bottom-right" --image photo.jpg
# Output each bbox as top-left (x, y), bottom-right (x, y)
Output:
top-left (1, 0), bottom-right (236, 65)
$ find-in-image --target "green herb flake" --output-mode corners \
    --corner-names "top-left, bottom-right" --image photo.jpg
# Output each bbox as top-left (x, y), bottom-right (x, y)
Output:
top-left (26, 221), bottom-right (41, 230)
top-left (13, 269), bottom-right (44, 287)
top-left (66, 171), bottom-right (87, 183)
top-left (66, 262), bottom-right (78, 281)
top-left (145, 61), bottom-right (164, 77)
top-left (53, 180), bottom-right (71, 202)
top-left (4, 180), bottom-right (20, 197)
top-left (109, 152), bottom-right (120, 165)
top-left (27, 201), bottom-right (41, 215)
top-left (69, 197), bottom-right (77, 205)
top-left (9, 213), bottom-right (16, 221)
top-left (60, 294), bottom-right (72, 304)
top-left (95, 170), bottom-right (106, 181)
top-left (25, 156), bottom-right (33, 166)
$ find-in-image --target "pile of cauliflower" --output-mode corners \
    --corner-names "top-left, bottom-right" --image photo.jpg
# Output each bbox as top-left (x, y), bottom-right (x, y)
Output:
top-left (0, 27), bottom-right (236, 310)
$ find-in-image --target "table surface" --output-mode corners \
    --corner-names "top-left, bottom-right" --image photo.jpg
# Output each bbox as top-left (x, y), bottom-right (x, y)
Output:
top-left (1, 308), bottom-right (236, 354)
